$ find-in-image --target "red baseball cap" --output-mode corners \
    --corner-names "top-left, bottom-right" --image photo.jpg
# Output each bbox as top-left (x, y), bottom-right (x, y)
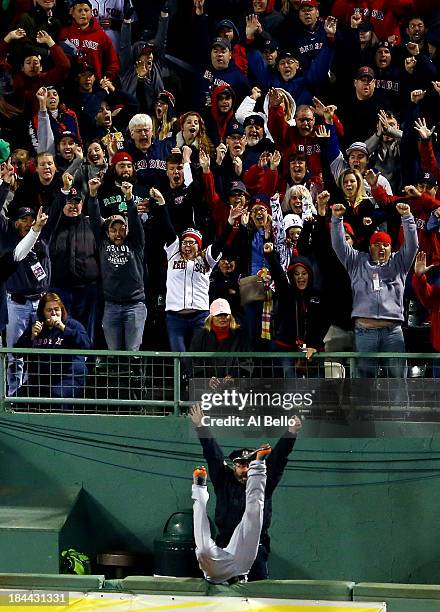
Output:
top-left (111, 151), bottom-right (133, 166)
top-left (370, 231), bottom-right (391, 245)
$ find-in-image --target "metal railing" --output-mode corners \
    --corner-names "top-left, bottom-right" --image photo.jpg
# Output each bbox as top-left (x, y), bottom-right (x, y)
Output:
top-left (0, 348), bottom-right (439, 418)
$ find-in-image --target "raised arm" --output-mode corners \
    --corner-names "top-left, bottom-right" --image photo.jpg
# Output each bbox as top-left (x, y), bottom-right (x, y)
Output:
top-left (393, 203), bottom-right (418, 272)
top-left (88, 176), bottom-right (105, 241)
top-left (116, 182), bottom-right (142, 248)
top-left (35, 87), bottom-right (55, 155)
top-left (330, 204), bottom-right (358, 272)
top-left (189, 404), bottom-right (226, 490)
top-left (150, 187), bottom-right (177, 246)
top-left (265, 416), bottom-right (301, 497)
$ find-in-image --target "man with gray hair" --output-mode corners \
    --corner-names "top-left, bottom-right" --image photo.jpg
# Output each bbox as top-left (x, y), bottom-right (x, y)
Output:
top-left (126, 113), bottom-right (173, 187)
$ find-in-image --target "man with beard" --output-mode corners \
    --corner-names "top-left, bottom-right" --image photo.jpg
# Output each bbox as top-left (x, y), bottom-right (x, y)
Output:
top-left (95, 151), bottom-right (150, 218)
top-left (206, 85), bottom-right (237, 146)
top-left (242, 114), bottom-right (275, 169)
top-left (8, 151), bottom-right (63, 218)
top-left (125, 113), bottom-right (173, 188)
top-left (189, 404), bottom-right (302, 581)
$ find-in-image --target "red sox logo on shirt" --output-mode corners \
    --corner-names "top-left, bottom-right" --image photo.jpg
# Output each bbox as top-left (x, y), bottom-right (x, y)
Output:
top-left (69, 38), bottom-right (99, 50)
top-left (173, 259), bottom-right (210, 273)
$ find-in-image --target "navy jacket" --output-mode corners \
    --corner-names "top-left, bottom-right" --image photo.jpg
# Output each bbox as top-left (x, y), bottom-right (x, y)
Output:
top-left (197, 426), bottom-right (296, 549)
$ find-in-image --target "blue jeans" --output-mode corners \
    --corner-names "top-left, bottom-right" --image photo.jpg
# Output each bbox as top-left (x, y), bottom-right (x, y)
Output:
top-left (51, 360), bottom-right (88, 399)
top-left (6, 295), bottom-right (39, 395)
top-left (166, 311), bottom-right (208, 352)
top-left (51, 284), bottom-right (98, 346)
top-left (354, 324), bottom-right (407, 378)
top-left (102, 301), bottom-right (147, 350)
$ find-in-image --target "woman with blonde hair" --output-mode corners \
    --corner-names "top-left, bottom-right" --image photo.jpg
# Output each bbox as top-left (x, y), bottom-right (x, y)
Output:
top-left (152, 90), bottom-right (178, 141)
top-left (263, 87), bottom-right (296, 137)
top-left (190, 298), bottom-right (248, 388)
top-left (176, 111), bottom-right (215, 161)
top-left (338, 167), bottom-right (377, 250)
top-left (281, 184), bottom-right (316, 219)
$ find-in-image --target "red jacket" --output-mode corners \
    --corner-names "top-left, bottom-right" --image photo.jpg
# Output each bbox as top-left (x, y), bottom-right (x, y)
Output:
top-left (59, 17), bottom-right (119, 81)
top-left (372, 184), bottom-right (440, 265)
top-left (268, 105), bottom-right (323, 178)
top-left (268, 105), bottom-right (344, 180)
top-left (412, 273), bottom-right (440, 352)
top-left (0, 41), bottom-right (70, 113)
top-left (331, 0), bottom-right (413, 45)
top-left (419, 140), bottom-right (440, 200)
top-left (202, 167), bottom-right (277, 235)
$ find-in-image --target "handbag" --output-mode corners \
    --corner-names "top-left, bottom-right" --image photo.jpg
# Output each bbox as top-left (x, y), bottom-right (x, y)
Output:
top-left (239, 275), bottom-right (266, 306)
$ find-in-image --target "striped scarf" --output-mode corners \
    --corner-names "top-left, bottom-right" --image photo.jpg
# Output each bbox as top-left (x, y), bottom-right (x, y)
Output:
top-left (257, 267), bottom-right (274, 340)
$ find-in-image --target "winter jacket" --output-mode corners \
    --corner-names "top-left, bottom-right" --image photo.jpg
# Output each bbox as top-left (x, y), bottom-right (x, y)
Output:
top-left (59, 16), bottom-right (119, 81)
top-left (126, 138), bottom-right (173, 188)
top-left (190, 327), bottom-right (248, 378)
top-left (331, 214), bottom-right (418, 322)
top-left (48, 204), bottom-right (100, 288)
top-left (119, 16), bottom-right (167, 113)
top-left (6, 235), bottom-right (50, 297)
top-left (246, 43), bottom-right (333, 107)
top-left (267, 252), bottom-right (327, 350)
top-left (8, 172), bottom-right (64, 219)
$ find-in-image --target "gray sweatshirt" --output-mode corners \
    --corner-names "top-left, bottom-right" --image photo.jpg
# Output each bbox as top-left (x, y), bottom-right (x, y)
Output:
top-left (89, 195), bottom-right (145, 304)
top-left (331, 214), bottom-right (418, 322)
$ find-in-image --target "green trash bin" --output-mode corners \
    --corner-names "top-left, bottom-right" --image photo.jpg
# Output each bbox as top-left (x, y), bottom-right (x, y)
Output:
top-left (154, 511), bottom-right (202, 577)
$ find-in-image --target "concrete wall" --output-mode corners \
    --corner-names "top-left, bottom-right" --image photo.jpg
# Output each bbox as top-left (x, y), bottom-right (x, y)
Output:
top-left (1, 412), bottom-right (440, 583)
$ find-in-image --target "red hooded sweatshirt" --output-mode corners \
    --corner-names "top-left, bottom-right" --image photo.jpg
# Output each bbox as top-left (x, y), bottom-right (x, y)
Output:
top-left (210, 85), bottom-right (237, 143)
top-left (412, 273), bottom-right (440, 352)
top-left (331, 0), bottom-right (413, 45)
top-left (59, 16), bottom-right (119, 81)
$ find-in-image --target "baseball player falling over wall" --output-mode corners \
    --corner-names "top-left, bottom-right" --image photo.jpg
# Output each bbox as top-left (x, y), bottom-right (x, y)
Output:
top-left (192, 444), bottom-right (271, 585)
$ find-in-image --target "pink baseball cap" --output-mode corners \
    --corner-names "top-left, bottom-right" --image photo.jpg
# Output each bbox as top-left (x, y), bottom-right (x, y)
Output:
top-left (210, 298), bottom-right (231, 317)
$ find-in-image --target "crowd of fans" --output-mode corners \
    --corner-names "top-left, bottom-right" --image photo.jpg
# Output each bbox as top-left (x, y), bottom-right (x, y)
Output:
top-left (0, 0), bottom-right (439, 396)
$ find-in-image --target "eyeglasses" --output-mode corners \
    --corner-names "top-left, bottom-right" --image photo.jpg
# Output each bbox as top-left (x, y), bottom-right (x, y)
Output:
top-left (251, 207), bottom-right (267, 214)
top-left (296, 117), bottom-right (314, 123)
top-left (134, 128), bottom-right (151, 134)
top-left (182, 240), bottom-right (197, 246)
